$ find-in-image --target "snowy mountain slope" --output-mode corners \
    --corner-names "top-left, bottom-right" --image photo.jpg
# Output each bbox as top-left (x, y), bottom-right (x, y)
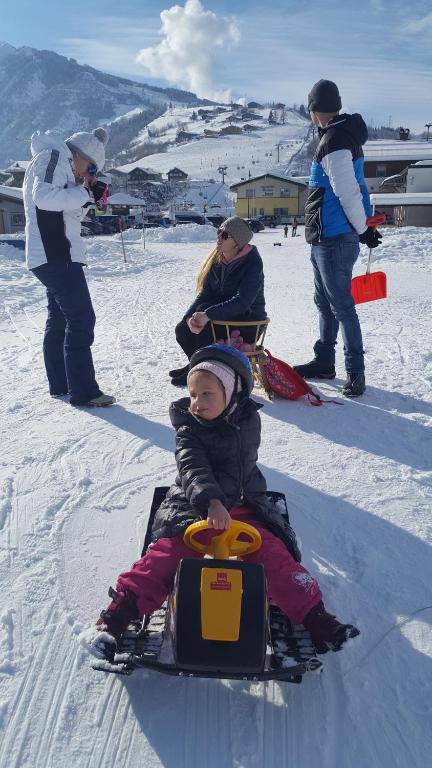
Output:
top-left (0, 42), bottom-right (209, 168)
top-left (118, 108), bottom-right (311, 185)
top-left (0, 226), bottom-right (431, 767)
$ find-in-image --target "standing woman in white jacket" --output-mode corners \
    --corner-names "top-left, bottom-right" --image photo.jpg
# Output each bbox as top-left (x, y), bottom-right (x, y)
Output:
top-left (23, 127), bottom-right (115, 407)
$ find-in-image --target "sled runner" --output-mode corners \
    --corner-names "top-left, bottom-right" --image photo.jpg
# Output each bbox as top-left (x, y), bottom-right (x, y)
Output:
top-left (92, 487), bottom-right (323, 682)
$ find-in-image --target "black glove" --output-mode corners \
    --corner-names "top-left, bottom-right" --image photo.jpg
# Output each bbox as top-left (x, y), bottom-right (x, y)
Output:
top-left (359, 227), bottom-right (382, 249)
top-left (91, 180), bottom-right (108, 204)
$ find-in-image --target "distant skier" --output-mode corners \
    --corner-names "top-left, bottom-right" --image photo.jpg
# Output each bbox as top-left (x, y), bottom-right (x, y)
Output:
top-left (23, 127), bottom-right (115, 407)
top-left (291, 217), bottom-right (298, 236)
top-left (86, 345), bottom-right (359, 662)
top-left (283, 224), bottom-right (288, 237)
top-left (294, 80), bottom-right (382, 397)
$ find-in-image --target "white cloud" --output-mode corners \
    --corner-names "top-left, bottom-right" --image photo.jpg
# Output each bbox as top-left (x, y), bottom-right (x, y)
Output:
top-left (135, 0), bottom-right (240, 102)
top-left (401, 11), bottom-right (432, 35)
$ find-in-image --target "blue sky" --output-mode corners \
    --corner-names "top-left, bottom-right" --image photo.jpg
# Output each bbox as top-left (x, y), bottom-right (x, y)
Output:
top-left (2, 0), bottom-right (432, 131)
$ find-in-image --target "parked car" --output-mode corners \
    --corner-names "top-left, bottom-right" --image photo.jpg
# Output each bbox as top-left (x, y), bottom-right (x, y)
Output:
top-left (244, 218), bottom-right (265, 233)
top-left (175, 213), bottom-right (206, 225)
top-left (257, 215), bottom-right (278, 228)
top-left (206, 215), bottom-right (226, 228)
top-left (134, 215), bottom-right (171, 229)
top-left (81, 216), bottom-right (118, 236)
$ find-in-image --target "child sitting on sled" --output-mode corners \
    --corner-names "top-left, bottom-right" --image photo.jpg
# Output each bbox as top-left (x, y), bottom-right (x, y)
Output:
top-left (88, 344), bottom-right (359, 661)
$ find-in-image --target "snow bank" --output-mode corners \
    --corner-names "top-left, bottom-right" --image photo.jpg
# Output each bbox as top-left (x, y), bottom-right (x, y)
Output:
top-left (0, 242), bottom-right (25, 262)
top-left (366, 226), bottom-right (432, 268)
top-left (117, 223), bottom-right (216, 244)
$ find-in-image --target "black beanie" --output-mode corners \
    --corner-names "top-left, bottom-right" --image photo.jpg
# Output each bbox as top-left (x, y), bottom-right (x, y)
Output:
top-left (308, 80), bottom-right (342, 113)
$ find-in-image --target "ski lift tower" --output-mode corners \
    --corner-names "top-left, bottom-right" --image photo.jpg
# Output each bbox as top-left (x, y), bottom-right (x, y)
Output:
top-left (275, 140), bottom-right (294, 164)
top-left (218, 165), bottom-right (228, 184)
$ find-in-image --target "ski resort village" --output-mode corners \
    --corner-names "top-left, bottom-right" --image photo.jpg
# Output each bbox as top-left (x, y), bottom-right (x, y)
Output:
top-left (0, 3), bottom-right (431, 767)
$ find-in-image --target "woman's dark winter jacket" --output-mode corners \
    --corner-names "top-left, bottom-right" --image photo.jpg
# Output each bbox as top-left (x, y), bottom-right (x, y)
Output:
top-left (305, 113), bottom-right (372, 244)
top-left (183, 245), bottom-right (266, 322)
top-left (151, 396), bottom-right (300, 559)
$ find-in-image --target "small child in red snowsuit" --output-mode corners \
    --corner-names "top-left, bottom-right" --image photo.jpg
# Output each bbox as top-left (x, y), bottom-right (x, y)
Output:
top-left (88, 344), bottom-right (359, 660)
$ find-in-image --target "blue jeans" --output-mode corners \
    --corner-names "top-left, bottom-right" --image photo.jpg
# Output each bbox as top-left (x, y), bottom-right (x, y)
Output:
top-left (32, 262), bottom-right (102, 404)
top-left (310, 233), bottom-right (364, 374)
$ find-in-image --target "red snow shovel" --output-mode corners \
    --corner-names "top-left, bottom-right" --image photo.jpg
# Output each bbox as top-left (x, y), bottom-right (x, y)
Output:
top-left (351, 213), bottom-right (386, 305)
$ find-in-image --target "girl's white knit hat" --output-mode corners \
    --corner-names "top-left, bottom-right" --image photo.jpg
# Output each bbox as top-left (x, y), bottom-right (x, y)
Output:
top-left (188, 361), bottom-right (237, 404)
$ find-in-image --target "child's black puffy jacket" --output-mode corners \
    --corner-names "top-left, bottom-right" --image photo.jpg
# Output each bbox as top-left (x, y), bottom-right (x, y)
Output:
top-left (151, 396), bottom-right (300, 559)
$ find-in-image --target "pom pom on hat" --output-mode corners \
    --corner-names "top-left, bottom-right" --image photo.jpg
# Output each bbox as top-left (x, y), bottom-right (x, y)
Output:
top-left (66, 126), bottom-right (108, 171)
top-left (92, 127), bottom-right (108, 146)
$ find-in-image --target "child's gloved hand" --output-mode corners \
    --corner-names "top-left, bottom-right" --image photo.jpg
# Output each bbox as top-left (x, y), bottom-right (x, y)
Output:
top-left (207, 499), bottom-right (231, 530)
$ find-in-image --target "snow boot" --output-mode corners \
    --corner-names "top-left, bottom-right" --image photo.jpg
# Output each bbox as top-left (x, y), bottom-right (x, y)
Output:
top-left (169, 363), bottom-right (190, 378)
top-left (293, 360), bottom-right (336, 380)
top-left (80, 393), bottom-right (116, 407)
top-left (89, 587), bottom-right (139, 661)
top-left (171, 371), bottom-right (188, 387)
top-left (302, 601), bottom-right (360, 654)
top-left (342, 373), bottom-right (366, 398)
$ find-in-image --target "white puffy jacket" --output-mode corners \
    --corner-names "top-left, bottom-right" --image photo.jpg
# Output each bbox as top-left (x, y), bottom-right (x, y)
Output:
top-left (23, 132), bottom-right (92, 269)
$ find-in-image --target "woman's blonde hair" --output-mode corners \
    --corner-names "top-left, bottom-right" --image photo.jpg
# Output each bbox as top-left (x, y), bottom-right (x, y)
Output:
top-left (196, 247), bottom-right (220, 293)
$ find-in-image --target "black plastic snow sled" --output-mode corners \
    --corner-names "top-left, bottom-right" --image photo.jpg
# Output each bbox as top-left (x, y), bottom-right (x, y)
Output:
top-left (92, 488), bottom-right (323, 683)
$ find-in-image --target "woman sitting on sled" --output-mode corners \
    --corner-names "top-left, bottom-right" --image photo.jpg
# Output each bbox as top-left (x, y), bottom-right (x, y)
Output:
top-left (170, 216), bottom-right (267, 386)
top-left (88, 345), bottom-right (359, 660)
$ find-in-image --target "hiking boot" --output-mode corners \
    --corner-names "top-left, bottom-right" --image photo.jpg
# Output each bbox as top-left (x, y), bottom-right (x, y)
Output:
top-left (169, 363), bottom-right (190, 378)
top-left (302, 601), bottom-right (360, 654)
top-left (81, 393), bottom-right (116, 407)
top-left (171, 372), bottom-right (188, 387)
top-left (87, 628), bottom-right (118, 662)
top-left (88, 587), bottom-right (140, 661)
top-left (342, 373), bottom-right (365, 398)
top-left (293, 360), bottom-right (336, 380)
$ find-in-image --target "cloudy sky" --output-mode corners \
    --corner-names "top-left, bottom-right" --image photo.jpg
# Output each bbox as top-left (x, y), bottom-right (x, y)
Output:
top-left (2, 0), bottom-right (432, 131)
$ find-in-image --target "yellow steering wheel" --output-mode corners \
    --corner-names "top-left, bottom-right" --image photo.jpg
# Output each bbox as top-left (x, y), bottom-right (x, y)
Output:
top-left (183, 520), bottom-right (262, 560)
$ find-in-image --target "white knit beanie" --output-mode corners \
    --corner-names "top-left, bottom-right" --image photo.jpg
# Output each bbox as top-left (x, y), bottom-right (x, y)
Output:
top-left (66, 127), bottom-right (108, 171)
top-left (188, 361), bottom-right (237, 404)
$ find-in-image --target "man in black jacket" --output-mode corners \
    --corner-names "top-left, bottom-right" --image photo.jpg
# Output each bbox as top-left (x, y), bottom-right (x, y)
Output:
top-left (294, 80), bottom-right (382, 397)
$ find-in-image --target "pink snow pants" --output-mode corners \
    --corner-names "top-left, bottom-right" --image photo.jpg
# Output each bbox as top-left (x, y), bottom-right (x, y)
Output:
top-left (117, 507), bottom-right (322, 625)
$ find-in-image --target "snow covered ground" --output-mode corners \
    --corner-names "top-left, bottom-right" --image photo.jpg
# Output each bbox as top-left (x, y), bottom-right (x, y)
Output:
top-left (0, 224), bottom-right (431, 767)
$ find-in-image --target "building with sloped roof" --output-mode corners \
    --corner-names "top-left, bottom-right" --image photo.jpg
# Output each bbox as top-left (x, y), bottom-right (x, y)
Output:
top-left (0, 185), bottom-right (25, 233)
top-left (363, 140), bottom-right (432, 193)
top-left (230, 172), bottom-right (308, 221)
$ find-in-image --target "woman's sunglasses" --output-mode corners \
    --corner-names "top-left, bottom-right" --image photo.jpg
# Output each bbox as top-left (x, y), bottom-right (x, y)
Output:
top-left (217, 230), bottom-right (232, 240)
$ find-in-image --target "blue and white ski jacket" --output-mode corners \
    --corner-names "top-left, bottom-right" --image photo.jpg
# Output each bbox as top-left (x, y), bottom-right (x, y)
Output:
top-left (305, 113), bottom-right (372, 244)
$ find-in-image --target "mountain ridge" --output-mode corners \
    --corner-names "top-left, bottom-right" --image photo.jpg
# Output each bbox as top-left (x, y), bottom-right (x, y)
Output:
top-left (0, 41), bottom-right (213, 167)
